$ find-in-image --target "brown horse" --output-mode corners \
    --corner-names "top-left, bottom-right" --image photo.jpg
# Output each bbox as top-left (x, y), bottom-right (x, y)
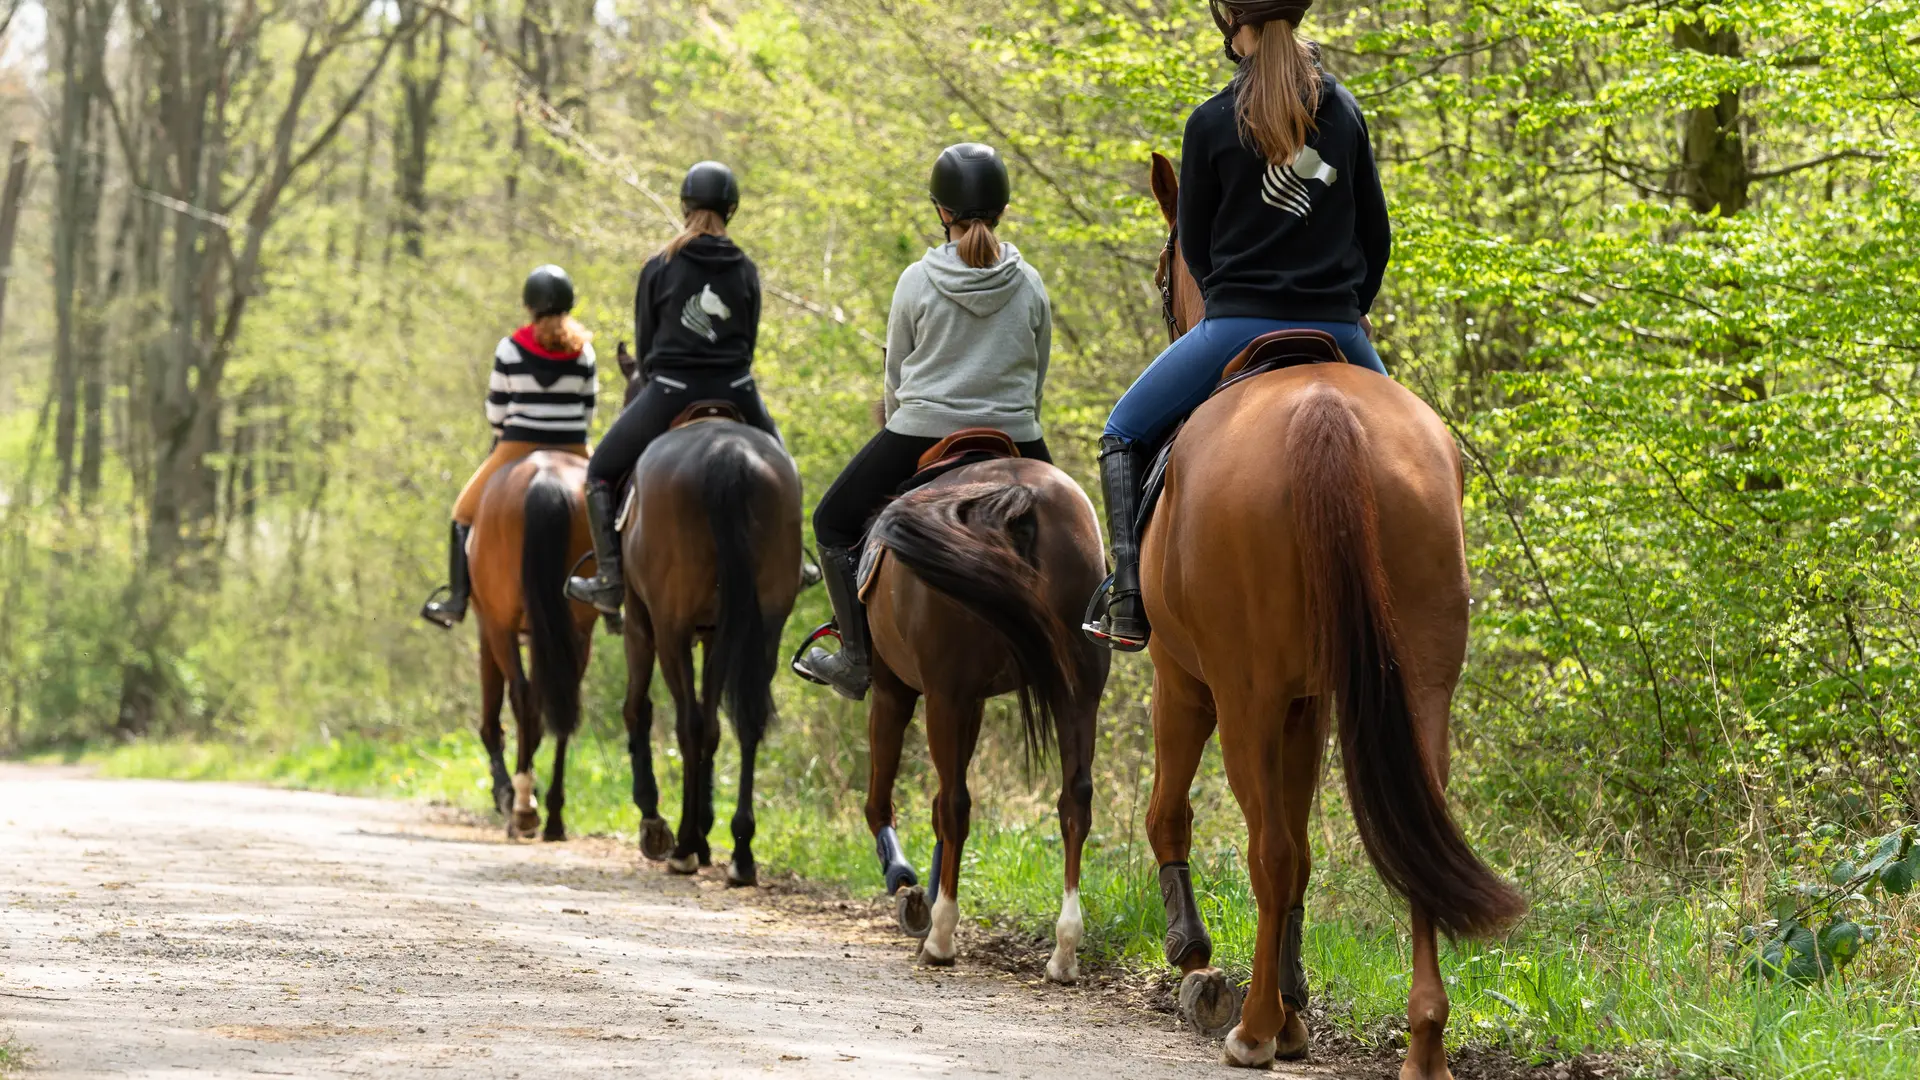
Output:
top-left (1140, 153), bottom-right (1524, 1074)
top-left (857, 456), bottom-right (1109, 980)
top-left (468, 449), bottom-right (599, 841)
top-left (614, 356), bottom-right (803, 885)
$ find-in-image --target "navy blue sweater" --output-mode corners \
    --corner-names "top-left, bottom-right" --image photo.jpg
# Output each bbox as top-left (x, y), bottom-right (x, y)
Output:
top-left (1177, 70), bottom-right (1390, 323)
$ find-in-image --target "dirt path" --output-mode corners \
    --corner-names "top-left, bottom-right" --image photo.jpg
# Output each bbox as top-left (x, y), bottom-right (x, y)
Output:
top-left (0, 765), bottom-right (1340, 1079)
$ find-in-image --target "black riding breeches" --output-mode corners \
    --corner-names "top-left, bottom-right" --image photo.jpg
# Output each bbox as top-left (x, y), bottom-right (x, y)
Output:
top-left (586, 368), bottom-right (781, 487)
top-left (812, 428), bottom-right (1052, 550)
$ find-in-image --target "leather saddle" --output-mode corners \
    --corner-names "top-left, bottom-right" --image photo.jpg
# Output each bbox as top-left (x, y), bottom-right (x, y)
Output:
top-left (1136, 329), bottom-right (1353, 534)
top-left (671, 399), bottom-right (746, 428)
top-left (901, 427), bottom-right (1021, 493)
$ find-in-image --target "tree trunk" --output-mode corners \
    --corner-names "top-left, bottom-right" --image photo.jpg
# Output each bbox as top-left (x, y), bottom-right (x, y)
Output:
top-left (394, 6), bottom-right (448, 259)
top-left (0, 139), bottom-right (32, 349)
top-left (1674, 20), bottom-right (1749, 216)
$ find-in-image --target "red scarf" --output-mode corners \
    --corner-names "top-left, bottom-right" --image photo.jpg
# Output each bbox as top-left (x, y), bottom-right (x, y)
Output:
top-left (512, 324), bottom-right (582, 361)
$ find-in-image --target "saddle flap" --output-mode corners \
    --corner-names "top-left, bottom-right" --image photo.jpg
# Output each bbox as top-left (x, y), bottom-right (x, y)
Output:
top-left (857, 540), bottom-right (887, 604)
top-left (915, 427), bottom-right (1020, 472)
top-left (670, 399), bottom-right (746, 429)
top-left (1218, 329), bottom-right (1348, 385)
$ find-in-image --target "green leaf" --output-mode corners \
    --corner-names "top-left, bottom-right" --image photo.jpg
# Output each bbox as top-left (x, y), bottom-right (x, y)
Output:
top-left (1828, 859), bottom-right (1858, 885)
top-left (1880, 859), bottom-right (1914, 895)
top-left (1818, 921), bottom-right (1864, 968)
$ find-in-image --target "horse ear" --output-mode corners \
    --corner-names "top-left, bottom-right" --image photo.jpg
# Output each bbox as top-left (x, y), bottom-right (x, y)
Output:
top-left (615, 341), bottom-right (638, 382)
top-left (1148, 153), bottom-right (1179, 226)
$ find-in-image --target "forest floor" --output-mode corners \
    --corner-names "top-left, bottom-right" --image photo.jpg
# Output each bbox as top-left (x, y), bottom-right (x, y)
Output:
top-left (0, 763), bottom-right (1387, 1080)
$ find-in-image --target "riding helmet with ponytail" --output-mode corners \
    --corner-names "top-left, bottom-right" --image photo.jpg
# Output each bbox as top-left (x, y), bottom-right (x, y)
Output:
top-left (928, 143), bottom-right (1010, 225)
top-left (1211, 0), bottom-right (1311, 58)
top-left (522, 264), bottom-right (575, 317)
top-left (681, 161), bottom-right (740, 222)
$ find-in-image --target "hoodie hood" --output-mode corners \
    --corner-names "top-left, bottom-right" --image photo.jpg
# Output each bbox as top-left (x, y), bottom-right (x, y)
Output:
top-left (670, 233), bottom-right (747, 271)
top-left (920, 242), bottom-right (1031, 318)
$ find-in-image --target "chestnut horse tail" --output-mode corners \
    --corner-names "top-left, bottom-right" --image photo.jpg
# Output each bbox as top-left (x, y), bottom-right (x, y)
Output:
top-left (1287, 388), bottom-right (1523, 939)
top-left (521, 470), bottom-right (582, 739)
top-left (869, 480), bottom-right (1074, 760)
top-left (700, 434), bottom-right (775, 749)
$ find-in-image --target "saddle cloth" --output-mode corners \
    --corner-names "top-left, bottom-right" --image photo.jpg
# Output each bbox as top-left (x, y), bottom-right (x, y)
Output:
top-left (1136, 329), bottom-right (1351, 534)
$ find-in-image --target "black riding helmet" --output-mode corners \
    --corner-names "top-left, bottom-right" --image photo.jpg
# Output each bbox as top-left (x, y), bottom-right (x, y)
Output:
top-left (1211, 0), bottom-right (1311, 58)
top-left (522, 264), bottom-right (575, 317)
top-left (681, 161), bottom-right (740, 222)
top-left (928, 143), bottom-right (1010, 226)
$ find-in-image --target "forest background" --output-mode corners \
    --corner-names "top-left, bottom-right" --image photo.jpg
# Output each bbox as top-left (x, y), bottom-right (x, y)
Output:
top-left (2, 1), bottom-right (1918, 1077)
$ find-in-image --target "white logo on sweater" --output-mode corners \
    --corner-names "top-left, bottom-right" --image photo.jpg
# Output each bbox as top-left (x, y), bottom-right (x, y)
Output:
top-left (1261, 146), bottom-right (1338, 219)
top-left (680, 284), bottom-right (732, 342)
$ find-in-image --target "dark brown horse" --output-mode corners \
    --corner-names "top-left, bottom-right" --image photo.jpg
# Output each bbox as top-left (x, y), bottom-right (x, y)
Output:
top-left (614, 351), bottom-right (803, 884)
top-left (468, 449), bottom-right (599, 841)
top-left (858, 455), bottom-right (1109, 980)
top-left (1141, 153), bottom-right (1524, 1073)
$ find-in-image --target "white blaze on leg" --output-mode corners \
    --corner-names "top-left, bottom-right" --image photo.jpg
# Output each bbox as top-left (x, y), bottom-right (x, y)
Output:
top-left (923, 893), bottom-right (959, 962)
top-left (1046, 888), bottom-right (1083, 984)
top-left (512, 772), bottom-right (537, 813)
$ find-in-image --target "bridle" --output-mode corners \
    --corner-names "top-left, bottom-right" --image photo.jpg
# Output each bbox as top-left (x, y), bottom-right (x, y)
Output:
top-left (1157, 222), bottom-right (1182, 343)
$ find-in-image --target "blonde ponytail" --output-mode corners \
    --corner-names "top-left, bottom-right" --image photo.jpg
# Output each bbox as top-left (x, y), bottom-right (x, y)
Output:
top-left (663, 207), bottom-right (728, 260)
top-left (951, 218), bottom-right (1003, 269)
top-left (532, 313), bottom-right (591, 354)
top-left (1234, 19), bottom-right (1322, 166)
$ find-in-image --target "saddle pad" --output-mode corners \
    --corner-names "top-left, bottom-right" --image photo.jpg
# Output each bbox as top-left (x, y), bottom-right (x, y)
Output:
top-left (616, 481), bottom-right (638, 534)
top-left (857, 539), bottom-right (888, 604)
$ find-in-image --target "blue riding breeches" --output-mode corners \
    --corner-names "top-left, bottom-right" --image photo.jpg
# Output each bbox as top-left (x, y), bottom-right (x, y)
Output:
top-left (1103, 317), bottom-right (1388, 446)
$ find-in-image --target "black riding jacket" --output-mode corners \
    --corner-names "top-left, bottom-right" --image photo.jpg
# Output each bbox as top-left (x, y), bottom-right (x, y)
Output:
top-left (1178, 69), bottom-right (1390, 324)
top-left (634, 235), bottom-right (762, 375)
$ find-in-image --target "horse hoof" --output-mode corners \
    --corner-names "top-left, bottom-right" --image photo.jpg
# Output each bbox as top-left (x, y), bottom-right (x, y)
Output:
top-left (638, 818), bottom-right (673, 862)
top-left (1045, 955), bottom-right (1080, 985)
top-left (1179, 967), bottom-right (1239, 1036)
top-left (895, 886), bottom-right (932, 940)
top-left (511, 810), bottom-right (541, 839)
top-left (919, 945), bottom-right (955, 968)
top-left (1221, 1026), bottom-right (1277, 1068)
top-left (665, 853), bottom-right (700, 875)
top-left (542, 824), bottom-right (567, 843)
top-left (726, 861), bottom-right (756, 888)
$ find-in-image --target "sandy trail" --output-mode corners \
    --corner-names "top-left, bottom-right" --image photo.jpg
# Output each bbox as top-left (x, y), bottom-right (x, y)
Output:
top-left (0, 765), bottom-right (1334, 1079)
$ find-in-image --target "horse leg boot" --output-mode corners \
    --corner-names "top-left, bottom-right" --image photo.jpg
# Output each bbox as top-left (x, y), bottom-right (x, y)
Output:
top-left (1086, 435), bottom-right (1150, 651)
top-left (420, 522), bottom-right (472, 628)
top-left (795, 545), bottom-right (871, 700)
top-left (566, 478), bottom-right (625, 615)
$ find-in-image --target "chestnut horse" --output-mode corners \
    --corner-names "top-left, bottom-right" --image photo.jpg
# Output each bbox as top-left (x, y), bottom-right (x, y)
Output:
top-left (858, 458), bottom-right (1109, 980)
top-left (1141, 153), bottom-right (1523, 1074)
top-left (468, 449), bottom-right (599, 841)
top-left (614, 349), bottom-right (803, 885)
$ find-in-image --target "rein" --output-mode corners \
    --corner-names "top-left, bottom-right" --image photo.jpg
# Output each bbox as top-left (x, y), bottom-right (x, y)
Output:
top-left (1158, 223), bottom-right (1182, 343)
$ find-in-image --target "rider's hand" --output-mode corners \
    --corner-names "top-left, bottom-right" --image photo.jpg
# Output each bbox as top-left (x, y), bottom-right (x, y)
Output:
top-left (1361, 315), bottom-right (1375, 340)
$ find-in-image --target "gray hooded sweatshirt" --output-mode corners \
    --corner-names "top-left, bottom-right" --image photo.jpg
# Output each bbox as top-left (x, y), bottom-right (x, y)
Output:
top-left (883, 242), bottom-right (1052, 442)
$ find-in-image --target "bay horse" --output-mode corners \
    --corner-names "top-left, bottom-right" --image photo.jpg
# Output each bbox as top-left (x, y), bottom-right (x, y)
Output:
top-left (853, 443), bottom-right (1109, 980)
top-left (614, 348), bottom-right (803, 885)
top-left (468, 449), bottom-right (598, 841)
top-left (1140, 153), bottom-right (1524, 1073)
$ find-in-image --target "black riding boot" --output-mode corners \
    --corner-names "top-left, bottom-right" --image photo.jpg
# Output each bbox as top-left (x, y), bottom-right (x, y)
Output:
top-left (1086, 435), bottom-right (1150, 651)
top-left (565, 479), bottom-right (625, 615)
top-left (420, 522), bottom-right (472, 629)
top-left (794, 545), bottom-right (870, 700)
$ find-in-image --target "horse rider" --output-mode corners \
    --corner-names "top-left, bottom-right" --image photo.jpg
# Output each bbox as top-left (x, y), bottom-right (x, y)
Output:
top-left (793, 142), bottom-right (1056, 700)
top-left (421, 265), bottom-right (598, 628)
top-left (1084, 0), bottom-right (1392, 651)
top-left (566, 161), bottom-right (789, 615)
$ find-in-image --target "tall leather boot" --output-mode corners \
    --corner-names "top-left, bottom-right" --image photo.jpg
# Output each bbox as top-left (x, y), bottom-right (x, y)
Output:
top-left (420, 522), bottom-right (472, 629)
top-left (1086, 435), bottom-right (1150, 651)
top-left (565, 479), bottom-right (625, 615)
top-left (793, 545), bottom-right (870, 700)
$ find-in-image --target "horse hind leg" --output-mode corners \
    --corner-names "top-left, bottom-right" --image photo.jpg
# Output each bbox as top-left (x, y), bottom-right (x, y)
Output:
top-left (865, 660), bottom-right (928, 937)
top-left (920, 693), bottom-right (984, 967)
top-left (1046, 691), bottom-right (1096, 984)
top-left (658, 630), bottom-right (706, 874)
top-left (478, 631), bottom-right (512, 817)
top-left (1274, 696), bottom-right (1329, 1061)
top-left (1145, 656), bottom-right (1235, 1033)
top-left (624, 608), bottom-right (672, 862)
top-left (541, 729), bottom-right (571, 843)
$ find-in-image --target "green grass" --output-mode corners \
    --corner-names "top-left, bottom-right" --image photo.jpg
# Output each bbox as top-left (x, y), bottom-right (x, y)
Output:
top-left (0, 1037), bottom-right (26, 1077)
top-left (77, 731), bottom-right (1920, 1080)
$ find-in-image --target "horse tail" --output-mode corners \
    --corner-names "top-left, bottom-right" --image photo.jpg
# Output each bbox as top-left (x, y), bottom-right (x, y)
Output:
top-left (1288, 387), bottom-right (1523, 938)
top-left (701, 435), bottom-right (776, 750)
top-left (521, 469), bottom-right (583, 739)
top-left (869, 480), bottom-right (1075, 760)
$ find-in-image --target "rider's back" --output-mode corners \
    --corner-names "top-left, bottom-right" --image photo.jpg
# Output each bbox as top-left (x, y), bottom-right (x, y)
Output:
top-left (884, 243), bottom-right (1051, 442)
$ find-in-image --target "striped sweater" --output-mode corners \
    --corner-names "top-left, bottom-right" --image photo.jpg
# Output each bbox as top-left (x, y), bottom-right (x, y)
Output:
top-left (486, 326), bottom-right (599, 444)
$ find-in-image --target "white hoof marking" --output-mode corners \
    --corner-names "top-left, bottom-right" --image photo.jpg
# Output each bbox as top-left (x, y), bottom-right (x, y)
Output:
top-left (511, 772), bottom-right (537, 813)
top-left (1222, 1028), bottom-right (1277, 1068)
top-left (923, 893), bottom-right (959, 963)
top-left (1045, 888), bottom-right (1083, 984)
top-left (664, 853), bottom-right (699, 874)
